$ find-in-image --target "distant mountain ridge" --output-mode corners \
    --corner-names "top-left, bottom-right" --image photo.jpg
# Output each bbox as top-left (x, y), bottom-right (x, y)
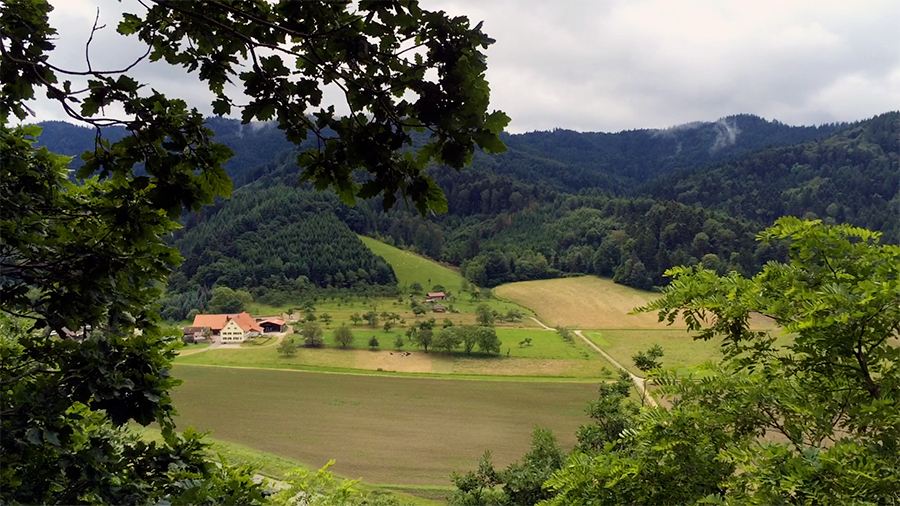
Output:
top-left (32, 111), bottom-right (897, 297)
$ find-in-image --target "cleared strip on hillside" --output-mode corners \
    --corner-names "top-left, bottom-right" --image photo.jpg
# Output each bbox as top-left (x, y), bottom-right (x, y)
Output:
top-left (359, 236), bottom-right (464, 292)
top-left (171, 366), bottom-right (597, 486)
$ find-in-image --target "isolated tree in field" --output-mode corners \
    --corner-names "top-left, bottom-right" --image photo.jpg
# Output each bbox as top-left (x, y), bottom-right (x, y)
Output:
top-left (349, 313), bottom-right (362, 326)
top-left (304, 312), bottom-right (317, 323)
top-left (394, 335), bottom-right (405, 349)
top-left (277, 338), bottom-right (299, 358)
top-left (333, 325), bottom-right (354, 349)
top-left (476, 304), bottom-right (495, 326)
top-left (475, 327), bottom-right (502, 354)
top-left (1, 0), bottom-right (507, 500)
top-left (631, 344), bottom-right (664, 373)
top-left (300, 322), bottom-right (324, 348)
top-left (319, 313), bottom-right (332, 326)
top-left (383, 321), bottom-right (393, 333)
top-left (412, 302), bottom-right (427, 318)
top-left (368, 336), bottom-right (380, 350)
top-left (364, 311), bottom-right (379, 328)
top-left (410, 282), bottom-right (424, 294)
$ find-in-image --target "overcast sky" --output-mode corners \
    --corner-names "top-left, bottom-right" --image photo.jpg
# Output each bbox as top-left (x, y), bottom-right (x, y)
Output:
top-left (33, 0), bottom-right (900, 133)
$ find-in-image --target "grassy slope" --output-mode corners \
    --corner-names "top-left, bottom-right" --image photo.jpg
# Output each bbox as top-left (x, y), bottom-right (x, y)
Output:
top-left (494, 276), bottom-right (664, 329)
top-left (170, 365), bottom-right (598, 486)
top-left (130, 425), bottom-right (447, 505)
top-left (495, 276), bottom-right (778, 331)
top-left (360, 236), bottom-right (464, 292)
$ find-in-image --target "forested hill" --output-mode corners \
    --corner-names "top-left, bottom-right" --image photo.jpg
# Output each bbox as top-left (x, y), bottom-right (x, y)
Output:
top-left (34, 118), bottom-right (298, 184)
top-left (34, 112), bottom-right (896, 297)
top-left (36, 113), bottom-right (843, 195)
top-left (160, 185), bottom-right (397, 320)
top-left (640, 111), bottom-right (900, 242)
top-left (493, 114), bottom-right (845, 192)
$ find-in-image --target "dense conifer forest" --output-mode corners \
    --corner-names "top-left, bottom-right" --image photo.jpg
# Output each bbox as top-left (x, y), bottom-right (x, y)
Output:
top-left (36, 111), bottom-right (898, 297)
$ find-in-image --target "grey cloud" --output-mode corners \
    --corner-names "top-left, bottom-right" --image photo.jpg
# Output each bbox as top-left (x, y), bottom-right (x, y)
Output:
top-left (27, 0), bottom-right (900, 134)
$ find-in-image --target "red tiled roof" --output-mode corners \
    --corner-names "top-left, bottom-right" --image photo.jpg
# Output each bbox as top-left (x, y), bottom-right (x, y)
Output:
top-left (426, 292), bottom-right (445, 298)
top-left (192, 312), bottom-right (261, 332)
top-left (259, 318), bottom-right (285, 326)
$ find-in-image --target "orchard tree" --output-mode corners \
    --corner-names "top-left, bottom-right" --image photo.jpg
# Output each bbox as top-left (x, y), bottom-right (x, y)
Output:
top-left (333, 325), bottom-right (354, 349)
top-left (300, 322), bottom-right (324, 347)
top-left (433, 327), bottom-right (462, 353)
top-left (349, 313), bottom-right (362, 326)
top-left (277, 338), bottom-right (298, 357)
top-left (475, 304), bottom-right (495, 326)
top-left (1, 0), bottom-right (507, 501)
top-left (367, 335), bottom-right (379, 350)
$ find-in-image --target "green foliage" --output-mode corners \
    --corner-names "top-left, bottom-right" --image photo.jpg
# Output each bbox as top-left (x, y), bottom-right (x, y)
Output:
top-left (538, 219), bottom-right (900, 505)
top-left (368, 336), bottom-right (380, 350)
top-left (269, 461), bottom-right (404, 506)
top-left (393, 335), bottom-right (405, 350)
top-left (164, 187), bottom-right (399, 318)
top-left (476, 304), bottom-right (495, 326)
top-left (475, 327), bottom-right (502, 355)
top-left (0, 121), bottom-right (261, 502)
top-left (555, 327), bottom-right (574, 343)
top-left (277, 338), bottom-right (298, 357)
top-left (410, 282), bottom-right (424, 294)
top-left (631, 344), bottom-right (664, 373)
top-left (450, 428), bottom-right (565, 506)
top-left (300, 322), bottom-right (325, 348)
top-left (333, 325), bottom-right (354, 349)
top-left (207, 286), bottom-right (253, 314)
top-left (433, 327), bottom-right (462, 353)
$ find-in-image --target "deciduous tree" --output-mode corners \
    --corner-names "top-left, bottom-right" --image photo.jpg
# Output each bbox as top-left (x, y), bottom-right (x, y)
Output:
top-left (333, 325), bottom-right (354, 349)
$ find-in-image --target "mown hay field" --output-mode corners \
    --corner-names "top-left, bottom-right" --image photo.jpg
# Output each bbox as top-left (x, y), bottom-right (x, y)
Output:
top-left (170, 366), bottom-right (598, 486)
top-left (495, 276), bottom-right (778, 330)
top-left (494, 276), bottom-right (665, 329)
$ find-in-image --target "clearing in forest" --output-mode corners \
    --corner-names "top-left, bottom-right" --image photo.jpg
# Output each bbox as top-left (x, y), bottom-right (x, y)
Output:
top-left (359, 235), bottom-right (464, 292)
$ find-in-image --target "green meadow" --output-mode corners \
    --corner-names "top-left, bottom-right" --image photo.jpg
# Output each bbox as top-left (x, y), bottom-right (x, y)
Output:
top-left (169, 365), bottom-right (599, 486)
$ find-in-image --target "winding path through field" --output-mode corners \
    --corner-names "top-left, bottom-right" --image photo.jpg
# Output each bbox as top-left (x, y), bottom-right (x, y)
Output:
top-left (529, 316), bottom-right (656, 407)
top-left (573, 330), bottom-right (657, 407)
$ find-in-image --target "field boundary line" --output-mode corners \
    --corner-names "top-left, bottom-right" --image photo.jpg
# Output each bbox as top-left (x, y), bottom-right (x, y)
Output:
top-left (173, 362), bottom-right (607, 383)
top-left (573, 330), bottom-right (658, 407)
